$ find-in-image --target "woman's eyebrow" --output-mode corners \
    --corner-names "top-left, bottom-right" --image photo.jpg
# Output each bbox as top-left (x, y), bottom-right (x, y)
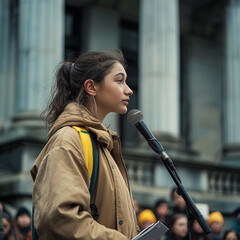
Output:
top-left (114, 73), bottom-right (127, 78)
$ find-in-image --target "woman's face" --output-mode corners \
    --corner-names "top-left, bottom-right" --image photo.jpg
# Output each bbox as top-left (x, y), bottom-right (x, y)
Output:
top-left (193, 220), bottom-right (203, 233)
top-left (210, 221), bottom-right (223, 233)
top-left (172, 216), bottom-right (188, 238)
top-left (95, 62), bottom-right (133, 120)
top-left (225, 231), bottom-right (238, 240)
top-left (3, 218), bottom-right (11, 236)
top-left (156, 203), bottom-right (169, 217)
top-left (173, 191), bottom-right (186, 210)
top-left (17, 214), bottom-right (31, 228)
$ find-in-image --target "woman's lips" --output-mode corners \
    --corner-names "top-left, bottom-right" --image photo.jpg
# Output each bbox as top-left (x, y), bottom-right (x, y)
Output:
top-left (123, 99), bottom-right (129, 105)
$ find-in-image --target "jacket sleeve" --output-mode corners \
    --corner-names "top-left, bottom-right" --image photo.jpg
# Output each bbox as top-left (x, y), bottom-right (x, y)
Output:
top-left (32, 133), bottom-right (129, 240)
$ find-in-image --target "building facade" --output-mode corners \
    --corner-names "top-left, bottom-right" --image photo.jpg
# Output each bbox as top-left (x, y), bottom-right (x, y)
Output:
top-left (0, 0), bottom-right (240, 225)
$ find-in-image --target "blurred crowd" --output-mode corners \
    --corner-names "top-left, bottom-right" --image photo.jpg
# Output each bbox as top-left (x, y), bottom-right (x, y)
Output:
top-left (0, 202), bottom-right (31, 240)
top-left (134, 188), bottom-right (240, 240)
top-left (1, 188), bottom-right (240, 240)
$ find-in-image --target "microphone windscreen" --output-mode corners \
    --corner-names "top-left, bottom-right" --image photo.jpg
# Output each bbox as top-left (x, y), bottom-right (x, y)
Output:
top-left (127, 109), bottom-right (143, 125)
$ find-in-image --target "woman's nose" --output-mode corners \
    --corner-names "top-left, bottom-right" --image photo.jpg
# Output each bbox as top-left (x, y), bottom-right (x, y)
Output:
top-left (125, 84), bottom-right (133, 96)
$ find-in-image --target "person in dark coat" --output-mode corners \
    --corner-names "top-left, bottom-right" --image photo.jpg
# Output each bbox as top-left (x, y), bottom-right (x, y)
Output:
top-left (14, 207), bottom-right (31, 240)
top-left (154, 199), bottom-right (171, 227)
top-left (207, 211), bottom-right (224, 240)
top-left (2, 210), bottom-right (16, 240)
top-left (170, 188), bottom-right (187, 216)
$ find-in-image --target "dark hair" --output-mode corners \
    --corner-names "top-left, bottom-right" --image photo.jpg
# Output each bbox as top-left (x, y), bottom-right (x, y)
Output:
top-left (15, 206), bottom-right (31, 219)
top-left (154, 199), bottom-right (168, 208)
top-left (3, 210), bottom-right (12, 223)
top-left (222, 229), bottom-right (240, 240)
top-left (154, 199), bottom-right (168, 215)
top-left (171, 187), bottom-right (178, 200)
top-left (169, 213), bottom-right (187, 228)
top-left (44, 50), bottom-right (126, 127)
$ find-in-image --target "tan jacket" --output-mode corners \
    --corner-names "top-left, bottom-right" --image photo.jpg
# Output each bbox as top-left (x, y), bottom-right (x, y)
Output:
top-left (30, 103), bottom-right (139, 240)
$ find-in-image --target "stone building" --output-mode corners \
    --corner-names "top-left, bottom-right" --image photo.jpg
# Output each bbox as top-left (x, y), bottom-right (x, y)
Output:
top-left (0, 0), bottom-right (240, 227)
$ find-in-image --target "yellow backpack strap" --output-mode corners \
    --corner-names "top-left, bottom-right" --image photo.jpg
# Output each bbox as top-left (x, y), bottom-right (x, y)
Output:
top-left (72, 126), bottom-right (93, 179)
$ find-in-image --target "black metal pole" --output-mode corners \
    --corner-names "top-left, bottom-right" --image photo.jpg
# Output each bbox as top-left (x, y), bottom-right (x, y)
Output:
top-left (147, 138), bottom-right (212, 235)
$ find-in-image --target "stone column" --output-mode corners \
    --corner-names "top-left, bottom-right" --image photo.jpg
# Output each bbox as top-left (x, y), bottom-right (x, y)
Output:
top-left (139, 0), bottom-right (180, 139)
top-left (15, 0), bottom-right (64, 126)
top-left (82, 6), bottom-right (120, 132)
top-left (223, 0), bottom-right (240, 163)
top-left (0, 0), bottom-right (64, 211)
top-left (0, 0), bottom-right (17, 130)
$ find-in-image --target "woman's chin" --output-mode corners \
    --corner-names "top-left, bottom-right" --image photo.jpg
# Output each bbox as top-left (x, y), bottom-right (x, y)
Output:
top-left (114, 106), bottom-right (128, 115)
top-left (120, 107), bottom-right (128, 114)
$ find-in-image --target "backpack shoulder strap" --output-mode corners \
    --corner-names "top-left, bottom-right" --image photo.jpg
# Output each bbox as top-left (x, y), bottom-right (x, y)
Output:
top-left (72, 126), bottom-right (99, 198)
top-left (88, 132), bottom-right (99, 198)
top-left (72, 126), bottom-right (94, 178)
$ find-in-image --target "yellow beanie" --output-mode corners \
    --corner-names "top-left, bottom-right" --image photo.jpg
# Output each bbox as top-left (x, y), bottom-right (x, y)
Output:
top-left (138, 209), bottom-right (157, 227)
top-left (207, 211), bottom-right (224, 225)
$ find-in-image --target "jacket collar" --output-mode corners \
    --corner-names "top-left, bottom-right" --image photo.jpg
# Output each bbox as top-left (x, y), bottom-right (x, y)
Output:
top-left (48, 102), bottom-right (118, 151)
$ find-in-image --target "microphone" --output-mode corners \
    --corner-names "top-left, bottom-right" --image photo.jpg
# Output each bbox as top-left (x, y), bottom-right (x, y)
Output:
top-left (127, 109), bottom-right (170, 162)
top-left (127, 109), bottom-right (212, 235)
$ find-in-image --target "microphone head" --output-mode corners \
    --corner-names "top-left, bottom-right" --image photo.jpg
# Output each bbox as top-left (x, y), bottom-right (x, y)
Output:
top-left (127, 109), bottom-right (143, 125)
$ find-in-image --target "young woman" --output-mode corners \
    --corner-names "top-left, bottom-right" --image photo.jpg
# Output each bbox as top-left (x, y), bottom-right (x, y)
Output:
top-left (2, 210), bottom-right (16, 240)
top-left (167, 214), bottom-right (188, 240)
top-left (222, 229), bottom-right (239, 240)
top-left (30, 50), bottom-right (139, 239)
top-left (154, 199), bottom-right (170, 227)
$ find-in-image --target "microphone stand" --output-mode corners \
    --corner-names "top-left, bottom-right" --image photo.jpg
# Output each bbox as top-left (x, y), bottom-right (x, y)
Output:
top-left (147, 137), bottom-right (212, 235)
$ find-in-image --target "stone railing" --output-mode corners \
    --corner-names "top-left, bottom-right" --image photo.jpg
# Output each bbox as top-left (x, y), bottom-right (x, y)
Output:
top-left (123, 148), bottom-right (240, 195)
top-left (208, 170), bottom-right (240, 195)
top-left (126, 159), bottom-right (155, 186)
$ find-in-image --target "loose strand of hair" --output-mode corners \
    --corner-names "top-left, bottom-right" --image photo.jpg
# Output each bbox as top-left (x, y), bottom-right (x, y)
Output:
top-left (43, 61), bottom-right (72, 128)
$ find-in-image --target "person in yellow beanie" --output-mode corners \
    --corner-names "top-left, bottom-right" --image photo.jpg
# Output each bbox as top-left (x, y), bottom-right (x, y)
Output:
top-left (207, 211), bottom-right (224, 240)
top-left (138, 209), bottom-right (157, 230)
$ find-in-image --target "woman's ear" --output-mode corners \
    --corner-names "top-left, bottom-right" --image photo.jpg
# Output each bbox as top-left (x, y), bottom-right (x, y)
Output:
top-left (84, 79), bottom-right (97, 96)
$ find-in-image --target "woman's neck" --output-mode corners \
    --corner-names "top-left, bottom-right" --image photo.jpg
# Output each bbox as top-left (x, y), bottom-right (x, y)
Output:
top-left (85, 102), bottom-right (107, 122)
